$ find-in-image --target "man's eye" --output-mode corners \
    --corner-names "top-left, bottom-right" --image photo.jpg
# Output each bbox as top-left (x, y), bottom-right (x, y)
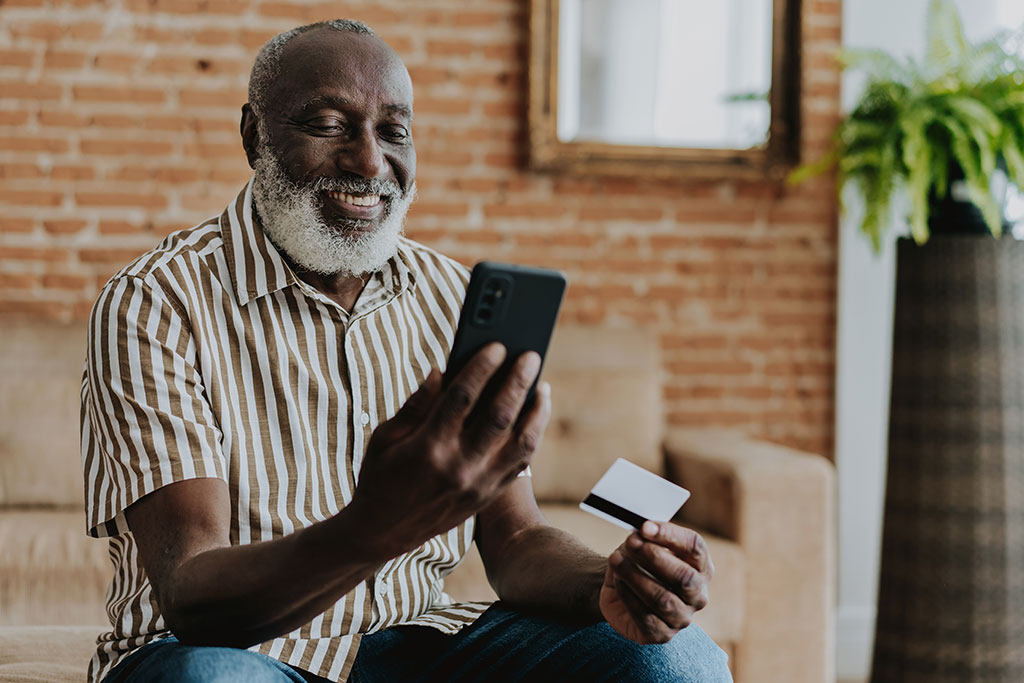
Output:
top-left (381, 126), bottom-right (410, 142)
top-left (306, 118), bottom-right (346, 132)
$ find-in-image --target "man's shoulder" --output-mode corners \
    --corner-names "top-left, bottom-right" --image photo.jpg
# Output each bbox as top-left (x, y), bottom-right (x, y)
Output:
top-left (396, 236), bottom-right (471, 289)
top-left (102, 217), bottom-right (225, 292)
top-left (89, 216), bottom-right (227, 323)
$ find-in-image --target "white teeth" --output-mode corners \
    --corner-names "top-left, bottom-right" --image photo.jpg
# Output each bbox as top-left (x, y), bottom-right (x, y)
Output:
top-left (328, 191), bottom-right (381, 207)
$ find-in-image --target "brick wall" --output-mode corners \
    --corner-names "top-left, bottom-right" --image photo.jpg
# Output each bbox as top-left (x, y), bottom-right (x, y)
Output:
top-left (0, 0), bottom-right (842, 457)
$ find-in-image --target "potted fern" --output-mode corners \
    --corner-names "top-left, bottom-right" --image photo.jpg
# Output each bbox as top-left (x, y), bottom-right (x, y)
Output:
top-left (795, 0), bottom-right (1024, 250)
top-left (803, 3), bottom-right (1024, 683)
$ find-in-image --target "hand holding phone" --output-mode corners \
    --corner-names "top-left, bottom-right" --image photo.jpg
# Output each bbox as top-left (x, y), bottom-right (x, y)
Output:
top-left (445, 261), bottom-right (567, 410)
top-left (348, 262), bottom-right (565, 558)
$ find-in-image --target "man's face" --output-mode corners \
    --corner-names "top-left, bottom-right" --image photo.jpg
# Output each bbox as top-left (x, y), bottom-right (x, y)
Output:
top-left (249, 28), bottom-right (417, 276)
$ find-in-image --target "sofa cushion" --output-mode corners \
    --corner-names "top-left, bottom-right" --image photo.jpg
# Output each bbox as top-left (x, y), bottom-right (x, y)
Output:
top-left (443, 503), bottom-right (744, 645)
top-left (0, 318), bottom-right (87, 508)
top-left (0, 625), bottom-right (100, 683)
top-left (0, 511), bottom-right (110, 626)
top-left (530, 326), bottom-right (663, 502)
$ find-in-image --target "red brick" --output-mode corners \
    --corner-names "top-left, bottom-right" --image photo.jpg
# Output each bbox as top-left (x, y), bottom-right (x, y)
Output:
top-left (35, 109), bottom-right (86, 128)
top-left (0, 300), bottom-right (72, 319)
top-left (73, 86), bottom-right (166, 103)
top-left (68, 23), bottom-right (104, 40)
top-left (0, 273), bottom-right (40, 288)
top-left (0, 80), bottom-right (63, 100)
top-left (414, 98), bottom-right (474, 116)
top-left (43, 50), bottom-right (86, 69)
top-left (42, 273), bottom-right (89, 290)
top-left (0, 163), bottom-right (44, 179)
top-left (78, 247), bottom-right (147, 264)
top-left (0, 110), bottom-right (30, 126)
top-left (0, 190), bottom-right (63, 206)
top-left (483, 204), bottom-right (565, 219)
top-left (99, 220), bottom-right (147, 234)
top-left (80, 139), bottom-right (175, 156)
top-left (410, 201), bottom-right (470, 218)
top-left (0, 218), bottom-right (35, 233)
top-left (0, 136), bottom-right (68, 153)
top-left (0, 49), bottom-right (36, 68)
top-left (579, 206), bottom-right (663, 222)
top-left (8, 21), bottom-right (64, 41)
top-left (75, 192), bottom-right (167, 209)
top-left (0, 246), bottom-right (69, 262)
top-left (426, 40), bottom-right (475, 57)
top-left (51, 165), bottom-right (96, 180)
top-left (178, 88), bottom-right (248, 107)
top-left (43, 219), bottom-right (88, 235)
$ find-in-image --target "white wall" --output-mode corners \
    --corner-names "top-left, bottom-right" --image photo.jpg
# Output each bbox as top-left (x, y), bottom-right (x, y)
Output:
top-left (835, 1), bottom-right (1023, 679)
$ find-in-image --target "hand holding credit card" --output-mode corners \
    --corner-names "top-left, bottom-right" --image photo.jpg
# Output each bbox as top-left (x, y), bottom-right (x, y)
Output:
top-left (579, 459), bottom-right (690, 531)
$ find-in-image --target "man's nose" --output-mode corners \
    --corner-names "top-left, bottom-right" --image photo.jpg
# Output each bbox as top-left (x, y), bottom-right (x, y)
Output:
top-left (338, 128), bottom-right (389, 180)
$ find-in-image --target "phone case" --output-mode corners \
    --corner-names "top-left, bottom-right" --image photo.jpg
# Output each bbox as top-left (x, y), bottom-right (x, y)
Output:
top-left (445, 261), bottom-right (567, 406)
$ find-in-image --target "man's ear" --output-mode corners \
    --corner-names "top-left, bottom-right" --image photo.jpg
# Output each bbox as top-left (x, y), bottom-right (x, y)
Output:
top-left (240, 103), bottom-right (260, 170)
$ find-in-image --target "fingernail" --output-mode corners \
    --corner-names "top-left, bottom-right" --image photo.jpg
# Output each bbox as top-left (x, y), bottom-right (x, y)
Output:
top-left (610, 551), bottom-right (623, 566)
top-left (523, 351), bottom-right (541, 374)
top-left (539, 381), bottom-right (551, 397)
top-left (642, 521), bottom-right (658, 537)
top-left (627, 534), bottom-right (643, 549)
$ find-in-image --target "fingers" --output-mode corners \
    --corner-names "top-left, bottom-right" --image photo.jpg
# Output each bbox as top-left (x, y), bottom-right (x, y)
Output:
top-left (464, 351), bottom-right (541, 453)
top-left (610, 548), bottom-right (694, 631)
top-left (639, 521), bottom-right (714, 578)
top-left (608, 557), bottom-right (678, 644)
top-left (433, 343), bottom-right (507, 436)
top-left (620, 532), bottom-right (709, 612)
top-left (495, 380), bottom-right (551, 485)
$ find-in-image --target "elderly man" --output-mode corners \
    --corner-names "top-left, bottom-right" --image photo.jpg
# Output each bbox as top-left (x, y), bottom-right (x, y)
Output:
top-left (81, 19), bottom-right (732, 683)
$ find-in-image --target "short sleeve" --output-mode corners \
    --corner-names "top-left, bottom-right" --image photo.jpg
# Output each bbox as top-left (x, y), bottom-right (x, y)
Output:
top-left (82, 276), bottom-right (226, 537)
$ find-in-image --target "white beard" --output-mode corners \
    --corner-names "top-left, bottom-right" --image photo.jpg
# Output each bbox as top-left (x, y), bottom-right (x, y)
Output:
top-left (251, 148), bottom-right (416, 277)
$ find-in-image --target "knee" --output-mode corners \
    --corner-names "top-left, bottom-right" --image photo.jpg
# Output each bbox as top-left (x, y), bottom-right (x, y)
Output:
top-left (634, 624), bottom-right (732, 683)
top-left (600, 623), bottom-right (733, 683)
top-left (129, 642), bottom-right (299, 683)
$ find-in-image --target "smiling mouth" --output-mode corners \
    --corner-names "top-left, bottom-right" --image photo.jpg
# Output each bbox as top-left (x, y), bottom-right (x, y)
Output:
top-left (327, 191), bottom-right (382, 207)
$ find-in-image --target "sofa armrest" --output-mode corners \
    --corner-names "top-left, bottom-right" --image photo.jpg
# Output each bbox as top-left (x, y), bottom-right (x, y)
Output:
top-left (662, 428), bottom-right (835, 683)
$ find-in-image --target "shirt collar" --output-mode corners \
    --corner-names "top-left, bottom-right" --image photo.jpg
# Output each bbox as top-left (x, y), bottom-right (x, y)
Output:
top-left (221, 178), bottom-right (416, 307)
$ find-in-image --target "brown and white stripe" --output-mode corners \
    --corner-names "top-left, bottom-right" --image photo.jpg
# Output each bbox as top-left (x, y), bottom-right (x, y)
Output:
top-left (81, 180), bottom-right (492, 683)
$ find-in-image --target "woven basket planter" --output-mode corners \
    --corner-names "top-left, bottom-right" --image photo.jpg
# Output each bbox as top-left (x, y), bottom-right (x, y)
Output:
top-left (871, 236), bottom-right (1024, 682)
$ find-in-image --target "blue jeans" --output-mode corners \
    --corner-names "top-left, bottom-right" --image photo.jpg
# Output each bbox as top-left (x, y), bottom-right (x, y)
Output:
top-left (104, 603), bottom-right (732, 683)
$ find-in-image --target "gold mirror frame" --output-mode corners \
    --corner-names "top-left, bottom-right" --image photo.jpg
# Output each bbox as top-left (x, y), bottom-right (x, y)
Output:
top-left (527, 0), bottom-right (803, 180)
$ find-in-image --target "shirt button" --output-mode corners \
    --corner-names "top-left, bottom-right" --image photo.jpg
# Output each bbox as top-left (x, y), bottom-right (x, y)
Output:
top-left (376, 579), bottom-right (389, 595)
top-left (360, 411), bottom-right (370, 426)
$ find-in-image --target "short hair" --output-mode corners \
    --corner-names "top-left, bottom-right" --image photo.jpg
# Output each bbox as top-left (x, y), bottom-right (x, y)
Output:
top-left (248, 19), bottom-right (375, 120)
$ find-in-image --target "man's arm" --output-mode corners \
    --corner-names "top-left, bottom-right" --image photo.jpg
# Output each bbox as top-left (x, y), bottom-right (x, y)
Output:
top-left (474, 479), bottom-right (606, 620)
top-left (125, 478), bottom-right (387, 647)
top-left (477, 470), bottom-right (715, 645)
top-left (126, 345), bottom-right (550, 649)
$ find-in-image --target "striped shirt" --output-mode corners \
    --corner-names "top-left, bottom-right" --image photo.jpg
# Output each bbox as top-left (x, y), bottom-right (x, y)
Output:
top-left (81, 180), bottom-right (493, 682)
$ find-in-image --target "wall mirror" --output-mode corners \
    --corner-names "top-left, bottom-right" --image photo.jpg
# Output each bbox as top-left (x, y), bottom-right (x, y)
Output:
top-left (528, 0), bottom-right (803, 179)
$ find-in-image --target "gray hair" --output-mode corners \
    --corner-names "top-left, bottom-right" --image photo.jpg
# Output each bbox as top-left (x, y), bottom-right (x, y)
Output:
top-left (248, 19), bottom-right (375, 120)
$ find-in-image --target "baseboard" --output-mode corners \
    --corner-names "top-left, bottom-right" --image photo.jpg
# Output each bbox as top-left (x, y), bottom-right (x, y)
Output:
top-left (836, 605), bottom-right (874, 682)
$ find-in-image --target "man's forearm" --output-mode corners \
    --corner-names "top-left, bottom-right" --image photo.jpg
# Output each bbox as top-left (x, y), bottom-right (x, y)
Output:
top-left (162, 507), bottom-right (387, 648)
top-left (487, 525), bottom-right (606, 621)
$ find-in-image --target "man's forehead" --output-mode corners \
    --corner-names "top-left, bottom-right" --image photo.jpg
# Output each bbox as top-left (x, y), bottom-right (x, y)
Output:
top-left (271, 27), bottom-right (413, 112)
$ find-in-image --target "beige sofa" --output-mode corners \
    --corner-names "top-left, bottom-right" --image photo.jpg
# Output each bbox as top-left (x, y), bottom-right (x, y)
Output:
top-left (0, 316), bottom-right (835, 682)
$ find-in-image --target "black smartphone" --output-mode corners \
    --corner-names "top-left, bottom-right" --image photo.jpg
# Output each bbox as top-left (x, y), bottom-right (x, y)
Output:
top-left (445, 261), bottom-right (567, 410)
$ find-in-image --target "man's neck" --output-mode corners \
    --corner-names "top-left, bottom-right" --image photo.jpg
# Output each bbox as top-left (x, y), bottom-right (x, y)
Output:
top-left (296, 269), bottom-right (370, 313)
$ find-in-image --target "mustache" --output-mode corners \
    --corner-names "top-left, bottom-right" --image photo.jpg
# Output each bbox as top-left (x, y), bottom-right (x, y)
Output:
top-left (306, 174), bottom-right (403, 198)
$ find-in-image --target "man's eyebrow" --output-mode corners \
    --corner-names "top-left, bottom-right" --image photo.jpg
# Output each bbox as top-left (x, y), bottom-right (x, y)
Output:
top-left (294, 96), bottom-right (413, 120)
top-left (384, 103), bottom-right (413, 120)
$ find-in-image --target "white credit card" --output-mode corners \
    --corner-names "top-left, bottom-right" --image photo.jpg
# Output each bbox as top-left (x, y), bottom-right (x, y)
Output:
top-left (579, 458), bottom-right (691, 532)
